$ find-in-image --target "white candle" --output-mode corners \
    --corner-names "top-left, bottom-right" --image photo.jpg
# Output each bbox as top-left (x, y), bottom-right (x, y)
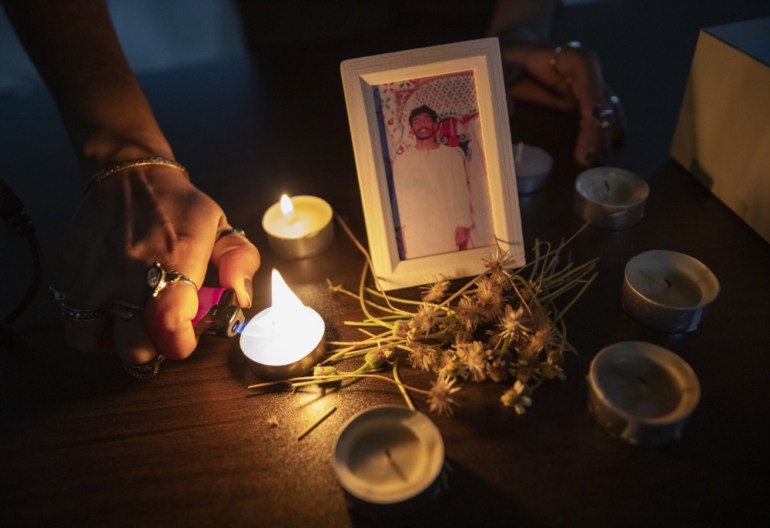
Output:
top-left (573, 167), bottom-right (649, 229)
top-left (587, 341), bottom-right (700, 446)
top-left (513, 142), bottom-right (553, 194)
top-left (622, 250), bottom-right (719, 333)
top-left (333, 405), bottom-right (444, 513)
top-left (262, 194), bottom-right (334, 259)
top-left (239, 269), bottom-right (325, 379)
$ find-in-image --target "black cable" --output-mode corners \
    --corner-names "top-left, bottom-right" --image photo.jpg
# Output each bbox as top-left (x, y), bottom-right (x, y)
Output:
top-left (1, 175), bottom-right (43, 332)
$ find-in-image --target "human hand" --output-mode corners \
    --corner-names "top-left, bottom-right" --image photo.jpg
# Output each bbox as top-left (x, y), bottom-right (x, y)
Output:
top-left (51, 162), bottom-right (260, 376)
top-left (501, 41), bottom-right (626, 167)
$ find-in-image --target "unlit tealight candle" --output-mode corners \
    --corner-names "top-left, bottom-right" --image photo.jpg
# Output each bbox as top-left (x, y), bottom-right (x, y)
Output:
top-left (333, 405), bottom-right (444, 515)
top-left (574, 167), bottom-right (649, 229)
top-left (513, 142), bottom-right (553, 194)
top-left (587, 341), bottom-right (700, 446)
top-left (622, 250), bottom-right (719, 333)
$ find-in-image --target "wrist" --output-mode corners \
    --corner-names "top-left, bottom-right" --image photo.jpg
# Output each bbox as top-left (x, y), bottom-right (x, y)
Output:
top-left (77, 127), bottom-right (174, 177)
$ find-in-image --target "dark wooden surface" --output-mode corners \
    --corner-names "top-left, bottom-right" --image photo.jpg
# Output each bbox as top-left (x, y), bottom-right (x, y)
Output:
top-left (3, 8), bottom-right (770, 526)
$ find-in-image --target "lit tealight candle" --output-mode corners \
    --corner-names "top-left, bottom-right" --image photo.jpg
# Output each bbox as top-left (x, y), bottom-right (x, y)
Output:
top-left (333, 405), bottom-right (445, 516)
top-left (239, 269), bottom-right (325, 380)
top-left (587, 341), bottom-right (700, 446)
top-left (573, 167), bottom-right (649, 229)
top-left (262, 194), bottom-right (334, 259)
top-left (622, 250), bottom-right (720, 333)
top-left (514, 142), bottom-right (553, 194)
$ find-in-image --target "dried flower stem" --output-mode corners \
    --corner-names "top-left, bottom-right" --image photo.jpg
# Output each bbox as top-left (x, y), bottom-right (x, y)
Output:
top-left (392, 359), bottom-right (416, 411)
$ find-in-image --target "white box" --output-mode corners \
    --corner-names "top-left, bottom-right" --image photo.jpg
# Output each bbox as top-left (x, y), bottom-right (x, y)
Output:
top-left (671, 17), bottom-right (770, 242)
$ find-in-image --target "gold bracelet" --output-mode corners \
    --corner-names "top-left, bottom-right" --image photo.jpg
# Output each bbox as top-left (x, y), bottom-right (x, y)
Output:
top-left (549, 40), bottom-right (582, 75)
top-left (83, 157), bottom-right (189, 196)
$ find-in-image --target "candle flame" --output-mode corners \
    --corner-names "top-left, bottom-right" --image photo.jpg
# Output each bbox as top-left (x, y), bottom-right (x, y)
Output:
top-left (280, 194), bottom-right (295, 218)
top-left (271, 269), bottom-right (304, 321)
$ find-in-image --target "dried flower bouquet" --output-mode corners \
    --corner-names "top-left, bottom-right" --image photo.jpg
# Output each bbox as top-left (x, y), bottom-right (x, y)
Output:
top-left (249, 220), bottom-right (597, 417)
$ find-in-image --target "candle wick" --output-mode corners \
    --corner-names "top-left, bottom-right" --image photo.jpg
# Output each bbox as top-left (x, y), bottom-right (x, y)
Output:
top-left (638, 270), bottom-right (672, 290)
top-left (604, 180), bottom-right (611, 192)
top-left (384, 448), bottom-right (408, 482)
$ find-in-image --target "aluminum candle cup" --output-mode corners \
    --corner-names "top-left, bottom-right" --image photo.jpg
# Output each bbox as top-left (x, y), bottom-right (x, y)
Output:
top-left (587, 341), bottom-right (701, 446)
top-left (262, 195), bottom-right (334, 259)
top-left (239, 305), bottom-right (325, 380)
top-left (622, 250), bottom-right (719, 333)
top-left (333, 405), bottom-right (445, 517)
top-left (514, 142), bottom-right (553, 194)
top-left (574, 167), bottom-right (649, 229)
top-left (239, 269), bottom-right (325, 380)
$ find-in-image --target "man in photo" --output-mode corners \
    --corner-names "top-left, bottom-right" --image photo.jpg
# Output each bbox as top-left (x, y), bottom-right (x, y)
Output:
top-left (392, 104), bottom-right (473, 259)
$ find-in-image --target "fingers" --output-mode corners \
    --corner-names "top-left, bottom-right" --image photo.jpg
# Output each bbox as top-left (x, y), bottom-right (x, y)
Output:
top-left (53, 163), bottom-right (258, 374)
top-left (211, 229), bottom-right (260, 309)
top-left (502, 42), bottom-right (624, 167)
top-left (112, 312), bottom-right (157, 366)
top-left (145, 276), bottom-right (200, 360)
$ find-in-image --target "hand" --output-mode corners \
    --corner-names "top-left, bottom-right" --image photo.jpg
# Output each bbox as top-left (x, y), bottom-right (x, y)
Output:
top-left (501, 42), bottom-right (626, 167)
top-left (53, 164), bottom-right (260, 369)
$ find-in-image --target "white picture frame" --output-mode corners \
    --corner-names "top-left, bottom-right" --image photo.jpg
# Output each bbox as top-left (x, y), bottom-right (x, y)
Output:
top-left (341, 38), bottom-right (524, 290)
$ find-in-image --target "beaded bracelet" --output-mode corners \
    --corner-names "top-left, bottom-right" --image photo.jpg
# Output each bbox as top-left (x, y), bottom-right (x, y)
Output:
top-left (549, 40), bottom-right (583, 75)
top-left (83, 156), bottom-right (189, 196)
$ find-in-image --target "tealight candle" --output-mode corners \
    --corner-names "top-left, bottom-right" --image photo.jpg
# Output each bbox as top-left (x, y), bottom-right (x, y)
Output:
top-left (622, 250), bottom-right (720, 333)
top-left (333, 405), bottom-right (444, 516)
top-left (262, 194), bottom-right (334, 259)
top-left (513, 142), bottom-right (553, 194)
top-left (587, 341), bottom-right (700, 446)
top-left (239, 269), bottom-right (325, 380)
top-left (573, 167), bottom-right (649, 229)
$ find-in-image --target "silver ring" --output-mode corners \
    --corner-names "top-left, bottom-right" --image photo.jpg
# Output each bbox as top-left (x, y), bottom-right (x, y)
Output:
top-left (147, 261), bottom-right (198, 298)
top-left (49, 286), bottom-right (67, 304)
top-left (593, 105), bottom-right (615, 129)
top-left (122, 355), bottom-right (165, 380)
top-left (60, 303), bottom-right (105, 321)
top-left (108, 300), bottom-right (144, 320)
top-left (217, 227), bottom-right (246, 240)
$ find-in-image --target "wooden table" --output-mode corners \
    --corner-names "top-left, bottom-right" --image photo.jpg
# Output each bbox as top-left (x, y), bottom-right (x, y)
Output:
top-left (1, 47), bottom-right (769, 527)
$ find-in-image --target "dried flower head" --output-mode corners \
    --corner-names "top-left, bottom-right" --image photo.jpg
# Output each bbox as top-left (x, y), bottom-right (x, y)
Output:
top-left (365, 347), bottom-right (389, 370)
top-left (460, 341), bottom-right (488, 382)
top-left (421, 277), bottom-right (450, 303)
top-left (474, 276), bottom-right (504, 322)
top-left (538, 361), bottom-right (566, 381)
top-left (408, 342), bottom-right (437, 371)
top-left (500, 380), bottom-right (532, 415)
top-left (427, 376), bottom-right (461, 416)
top-left (523, 306), bottom-right (560, 358)
top-left (410, 304), bottom-right (442, 336)
top-left (483, 246), bottom-right (517, 282)
top-left (455, 294), bottom-right (481, 332)
top-left (487, 355), bottom-right (509, 383)
top-left (497, 304), bottom-right (525, 340)
top-left (438, 349), bottom-right (469, 380)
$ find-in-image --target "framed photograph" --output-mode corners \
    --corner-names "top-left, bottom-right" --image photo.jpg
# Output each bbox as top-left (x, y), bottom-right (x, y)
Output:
top-left (341, 38), bottom-right (524, 290)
